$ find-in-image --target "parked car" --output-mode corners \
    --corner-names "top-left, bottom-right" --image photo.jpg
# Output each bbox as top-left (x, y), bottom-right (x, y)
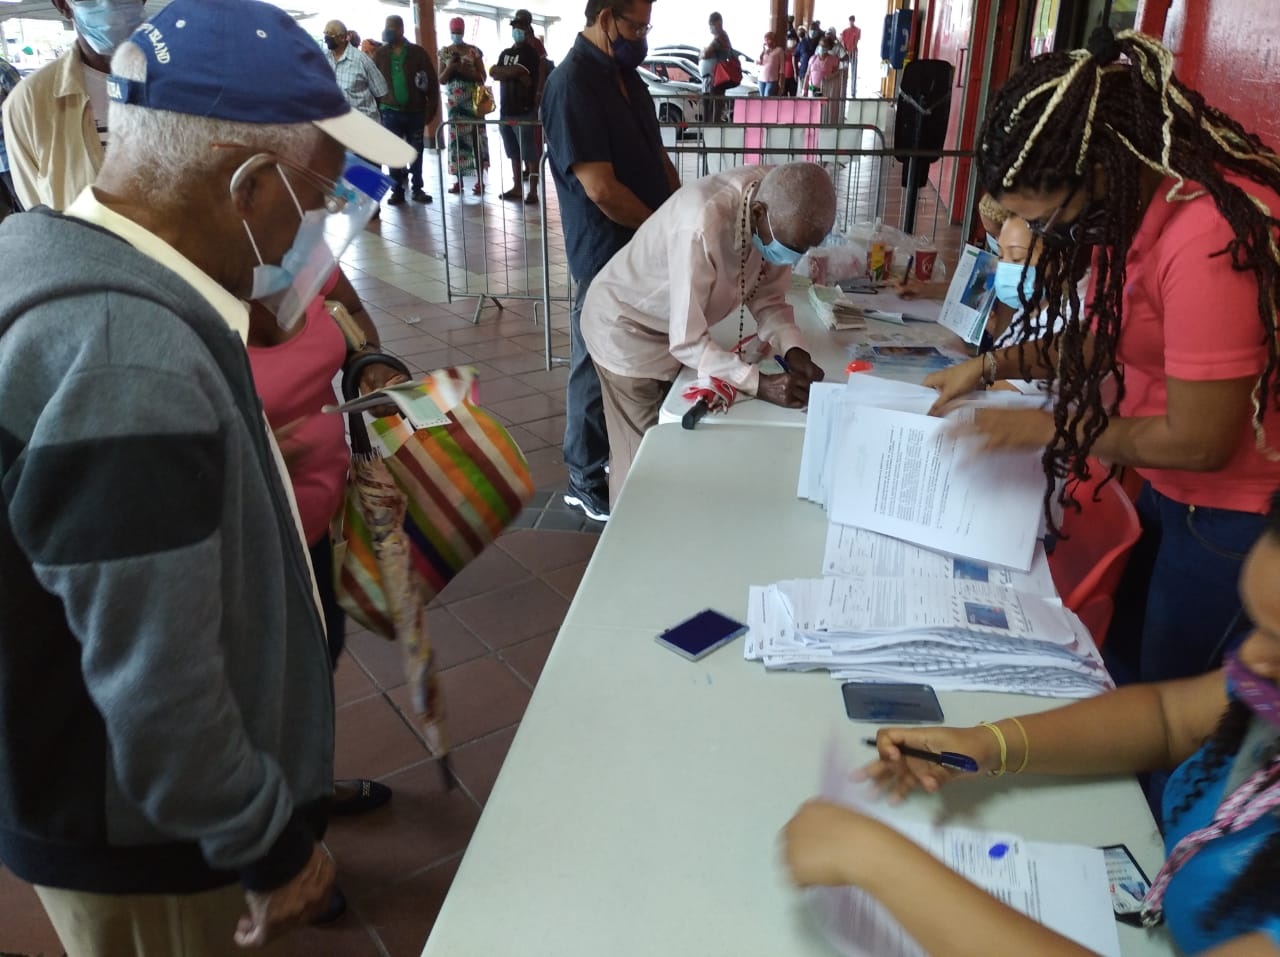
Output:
top-left (642, 53), bottom-right (757, 98)
top-left (636, 64), bottom-right (704, 136)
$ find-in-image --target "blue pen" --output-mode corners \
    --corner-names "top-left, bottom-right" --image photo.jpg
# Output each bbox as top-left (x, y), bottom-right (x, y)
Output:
top-left (863, 737), bottom-right (980, 773)
top-left (774, 353), bottom-right (791, 372)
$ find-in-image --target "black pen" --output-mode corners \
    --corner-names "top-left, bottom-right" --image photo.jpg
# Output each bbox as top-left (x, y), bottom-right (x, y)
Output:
top-left (863, 737), bottom-right (980, 773)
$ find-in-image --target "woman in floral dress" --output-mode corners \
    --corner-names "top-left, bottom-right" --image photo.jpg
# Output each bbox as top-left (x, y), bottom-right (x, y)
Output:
top-left (440, 17), bottom-right (489, 195)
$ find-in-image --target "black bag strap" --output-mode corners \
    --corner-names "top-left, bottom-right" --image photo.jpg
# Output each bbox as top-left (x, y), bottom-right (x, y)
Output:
top-left (341, 352), bottom-right (413, 458)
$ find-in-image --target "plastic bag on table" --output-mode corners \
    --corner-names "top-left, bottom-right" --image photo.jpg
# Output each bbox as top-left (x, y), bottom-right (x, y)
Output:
top-left (795, 233), bottom-right (868, 287)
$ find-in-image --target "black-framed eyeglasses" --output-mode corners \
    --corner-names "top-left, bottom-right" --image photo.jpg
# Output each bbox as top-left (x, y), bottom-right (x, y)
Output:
top-left (616, 12), bottom-right (653, 36)
top-left (1025, 185), bottom-right (1079, 240)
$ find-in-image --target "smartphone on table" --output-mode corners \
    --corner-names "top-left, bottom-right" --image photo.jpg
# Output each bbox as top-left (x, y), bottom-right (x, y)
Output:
top-left (841, 681), bottom-right (945, 723)
top-left (1101, 844), bottom-right (1153, 926)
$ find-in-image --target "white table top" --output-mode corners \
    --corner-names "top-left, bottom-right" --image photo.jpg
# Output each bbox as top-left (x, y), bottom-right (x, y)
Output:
top-left (422, 426), bottom-right (1175, 957)
top-left (656, 287), bottom-right (967, 428)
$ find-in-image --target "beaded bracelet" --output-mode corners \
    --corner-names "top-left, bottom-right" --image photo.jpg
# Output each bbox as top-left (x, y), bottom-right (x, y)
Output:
top-left (979, 721), bottom-right (1007, 777)
top-left (980, 350), bottom-right (998, 388)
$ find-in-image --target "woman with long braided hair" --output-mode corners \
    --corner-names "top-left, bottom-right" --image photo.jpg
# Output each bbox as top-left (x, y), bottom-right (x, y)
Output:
top-left (784, 488), bottom-right (1280, 956)
top-left (925, 27), bottom-right (1280, 688)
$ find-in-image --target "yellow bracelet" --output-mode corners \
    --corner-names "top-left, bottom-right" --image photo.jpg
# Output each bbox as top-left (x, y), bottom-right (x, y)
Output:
top-left (1009, 716), bottom-right (1030, 774)
top-left (979, 721), bottom-right (1007, 777)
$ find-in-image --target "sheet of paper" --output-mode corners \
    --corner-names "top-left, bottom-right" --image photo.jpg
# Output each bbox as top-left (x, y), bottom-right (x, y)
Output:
top-left (822, 524), bottom-right (1056, 596)
top-left (806, 746), bottom-right (1121, 957)
top-left (776, 578), bottom-right (1079, 644)
top-left (827, 405), bottom-right (1045, 571)
top-left (324, 380), bottom-right (451, 429)
top-left (838, 288), bottom-right (943, 324)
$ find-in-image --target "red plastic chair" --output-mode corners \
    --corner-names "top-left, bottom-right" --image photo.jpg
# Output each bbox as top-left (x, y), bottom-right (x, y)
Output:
top-left (1046, 468), bottom-right (1143, 647)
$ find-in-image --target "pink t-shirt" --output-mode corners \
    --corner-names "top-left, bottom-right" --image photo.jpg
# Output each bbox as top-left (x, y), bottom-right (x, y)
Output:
top-left (248, 281), bottom-right (350, 545)
top-left (1113, 175), bottom-right (1280, 514)
top-left (759, 46), bottom-right (784, 83)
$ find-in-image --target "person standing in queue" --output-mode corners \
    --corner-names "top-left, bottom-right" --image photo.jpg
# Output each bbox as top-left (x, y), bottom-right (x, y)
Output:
top-left (540, 0), bottom-right (680, 523)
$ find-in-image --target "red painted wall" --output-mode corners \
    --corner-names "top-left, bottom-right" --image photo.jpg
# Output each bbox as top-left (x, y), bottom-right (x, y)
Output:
top-left (919, 0), bottom-right (1020, 224)
top-left (1157, 0), bottom-right (1280, 151)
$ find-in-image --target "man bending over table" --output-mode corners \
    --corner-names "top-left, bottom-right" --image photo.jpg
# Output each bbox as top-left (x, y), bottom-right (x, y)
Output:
top-left (581, 162), bottom-right (836, 504)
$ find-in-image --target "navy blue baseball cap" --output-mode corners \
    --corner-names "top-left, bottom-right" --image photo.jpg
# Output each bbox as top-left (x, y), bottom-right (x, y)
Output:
top-left (107, 0), bottom-right (414, 169)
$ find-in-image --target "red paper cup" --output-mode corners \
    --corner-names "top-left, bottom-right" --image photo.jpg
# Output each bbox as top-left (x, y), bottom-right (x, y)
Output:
top-left (845, 359), bottom-right (875, 374)
top-left (915, 247), bottom-right (938, 281)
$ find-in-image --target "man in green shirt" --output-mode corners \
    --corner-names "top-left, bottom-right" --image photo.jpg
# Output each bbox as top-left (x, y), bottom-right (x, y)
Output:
top-left (373, 15), bottom-right (439, 205)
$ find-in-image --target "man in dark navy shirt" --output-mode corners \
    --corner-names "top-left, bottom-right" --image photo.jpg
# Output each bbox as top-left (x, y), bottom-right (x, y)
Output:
top-left (541, 0), bottom-right (679, 522)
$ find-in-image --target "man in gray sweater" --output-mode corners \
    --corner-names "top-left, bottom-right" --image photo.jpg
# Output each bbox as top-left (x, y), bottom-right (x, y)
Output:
top-left (0, 1), bottom-right (412, 953)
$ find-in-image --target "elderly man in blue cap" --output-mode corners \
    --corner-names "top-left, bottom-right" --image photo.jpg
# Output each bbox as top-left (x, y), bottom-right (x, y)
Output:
top-left (0, 1), bottom-right (412, 953)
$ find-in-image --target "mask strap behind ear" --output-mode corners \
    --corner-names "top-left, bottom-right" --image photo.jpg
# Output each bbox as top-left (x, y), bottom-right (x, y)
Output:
top-left (274, 167), bottom-right (306, 220)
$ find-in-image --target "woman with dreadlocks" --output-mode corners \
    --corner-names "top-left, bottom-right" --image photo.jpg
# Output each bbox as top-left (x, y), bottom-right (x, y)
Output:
top-left (783, 488), bottom-right (1280, 956)
top-left (924, 28), bottom-right (1280, 688)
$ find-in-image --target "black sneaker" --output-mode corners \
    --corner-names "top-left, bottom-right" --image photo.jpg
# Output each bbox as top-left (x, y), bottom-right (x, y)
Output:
top-left (411, 188), bottom-right (432, 204)
top-left (386, 189), bottom-right (406, 206)
top-left (564, 483), bottom-right (610, 523)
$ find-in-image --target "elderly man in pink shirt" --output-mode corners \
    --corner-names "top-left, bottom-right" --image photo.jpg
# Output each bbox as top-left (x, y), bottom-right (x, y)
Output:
top-left (580, 162), bottom-right (836, 503)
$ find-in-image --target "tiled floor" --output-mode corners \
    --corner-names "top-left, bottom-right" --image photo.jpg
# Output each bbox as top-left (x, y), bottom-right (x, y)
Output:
top-left (0, 138), bottom-right (963, 957)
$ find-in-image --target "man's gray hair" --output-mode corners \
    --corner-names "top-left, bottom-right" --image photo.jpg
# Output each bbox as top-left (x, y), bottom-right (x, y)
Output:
top-left (106, 42), bottom-right (324, 203)
top-left (757, 162), bottom-right (836, 249)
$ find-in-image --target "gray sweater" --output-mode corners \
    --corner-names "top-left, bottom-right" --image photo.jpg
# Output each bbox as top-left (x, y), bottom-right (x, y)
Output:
top-left (0, 209), bottom-right (334, 893)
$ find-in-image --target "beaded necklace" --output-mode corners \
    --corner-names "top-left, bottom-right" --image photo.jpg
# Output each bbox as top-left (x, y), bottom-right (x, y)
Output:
top-left (735, 179), bottom-right (769, 352)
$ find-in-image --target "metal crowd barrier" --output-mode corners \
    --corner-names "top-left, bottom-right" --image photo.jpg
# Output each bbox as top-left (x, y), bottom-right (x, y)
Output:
top-left (435, 117), bottom-right (554, 327)
top-left (433, 107), bottom-right (973, 373)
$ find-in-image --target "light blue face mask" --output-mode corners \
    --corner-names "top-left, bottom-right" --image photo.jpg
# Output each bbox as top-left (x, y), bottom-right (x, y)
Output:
top-left (994, 260), bottom-right (1039, 309)
top-left (751, 208), bottom-right (805, 266)
top-left (985, 233), bottom-right (1001, 255)
top-left (450, 33), bottom-right (464, 44)
top-left (512, 28), bottom-right (527, 43)
top-left (70, 0), bottom-right (146, 56)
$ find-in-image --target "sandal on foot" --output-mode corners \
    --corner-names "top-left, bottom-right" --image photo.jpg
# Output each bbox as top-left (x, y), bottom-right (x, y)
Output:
top-left (499, 188), bottom-right (522, 200)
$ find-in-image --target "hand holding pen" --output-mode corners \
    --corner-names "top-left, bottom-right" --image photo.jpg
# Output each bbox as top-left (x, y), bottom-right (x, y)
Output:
top-left (860, 727), bottom-right (991, 803)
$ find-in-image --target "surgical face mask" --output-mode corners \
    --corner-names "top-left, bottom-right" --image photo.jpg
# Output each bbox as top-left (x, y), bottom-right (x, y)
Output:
top-left (751, 209), bottom-right (805, 266)
top-left (994, 260), bottom-right (1038, 309)
top-left (450, 32), bottom-right (464, 44)
top-left (240, 161), bottom-right (387, 331)
top-left (817, 47), bottom-right (830, 58)
top-left (810, 29), bottom-right (821, 39)
top-left (611, 32), bottom-right (648, 71)
top-left (985, 233), bottom-right (1001, 254)
top-left (382, 28), bottom-right (401, 45)
top-left (70, 0), bottom-right (145, 56)
top-left (512, 27), bottom-right (526, 42)
top-left (1225, 653), bottom-right (1280, 730)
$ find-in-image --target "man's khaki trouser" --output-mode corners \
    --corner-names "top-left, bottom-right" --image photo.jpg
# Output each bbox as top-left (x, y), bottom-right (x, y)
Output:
top-left (595, 366), bottom-right (674, 507)
top-left (34, 883), bottom-right (286, 957)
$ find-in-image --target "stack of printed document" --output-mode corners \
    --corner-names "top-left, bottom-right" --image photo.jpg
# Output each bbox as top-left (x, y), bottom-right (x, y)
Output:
top-left (805, 745), bottom-right (1121, 957)
top-left (765, 375), bottom-right (1111, 696)
top-left (744, 569), bottom-right (1112, 698)
top-left (799, 377), bottom-right (1053, 571)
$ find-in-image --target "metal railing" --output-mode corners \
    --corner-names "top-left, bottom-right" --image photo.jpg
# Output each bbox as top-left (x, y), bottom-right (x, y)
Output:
top-left (432, 106), bottom-right (974, 374)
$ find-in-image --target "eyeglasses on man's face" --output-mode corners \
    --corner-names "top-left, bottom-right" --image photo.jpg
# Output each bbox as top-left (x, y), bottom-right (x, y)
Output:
top-left (615, 12), bottom-right (653, 36)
